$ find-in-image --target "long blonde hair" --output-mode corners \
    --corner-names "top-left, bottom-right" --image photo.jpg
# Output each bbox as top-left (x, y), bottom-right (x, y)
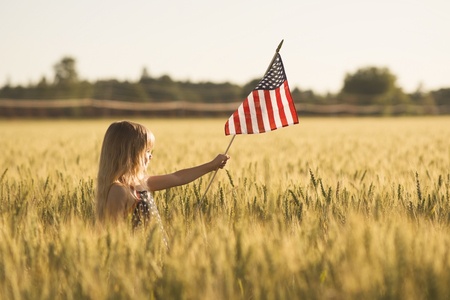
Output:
top-left (96, 121), bottom-right (155, 222)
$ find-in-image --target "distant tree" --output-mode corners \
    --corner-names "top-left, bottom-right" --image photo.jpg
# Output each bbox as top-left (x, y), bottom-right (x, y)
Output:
top-left (189, 81), bottom-right (241, 103)
top-left (341, 66), bottom-right (409, 106)
top-left (140, 67), bottom-right (151, 81)
top-left (34, 76), bottom-right (50, 99)
top-left (76, 80), bottom-right (94, 99)
top-left (54, 57), bottom-right (78, 86)
top-left (410, 82), bottom-right (435, 106)
top-left (342, 66), bottom-right (395, 95)
top-left (138, 69), bottom-right (186, 102)
top-left (141, 75), bottom-right (182, 102)
top-left (37, 76), bottom-right (48, 87)
top-left (431, 88), bottom-right (450, 106)
top-left (291, 88), bottom-right (328, 104)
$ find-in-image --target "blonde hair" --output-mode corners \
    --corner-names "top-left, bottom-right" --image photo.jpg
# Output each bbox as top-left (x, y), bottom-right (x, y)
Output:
top-left (96, 121), bottom-right (155, 222)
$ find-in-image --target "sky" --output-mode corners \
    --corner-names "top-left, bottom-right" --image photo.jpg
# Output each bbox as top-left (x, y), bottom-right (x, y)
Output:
top-left (1, 0), bottom-right (449, 94)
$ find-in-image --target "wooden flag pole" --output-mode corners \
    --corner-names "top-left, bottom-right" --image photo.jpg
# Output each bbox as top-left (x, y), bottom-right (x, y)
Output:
top-left (265, 39), bottom-right (284, 74)
top-left (198, 39), bottom-right (284, 206)
top-left (199, 134), bottom-right (236, 205)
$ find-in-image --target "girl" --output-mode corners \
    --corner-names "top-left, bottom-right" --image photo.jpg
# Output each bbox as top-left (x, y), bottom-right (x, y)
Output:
top-left (96, 120), bottom-right (229, 225)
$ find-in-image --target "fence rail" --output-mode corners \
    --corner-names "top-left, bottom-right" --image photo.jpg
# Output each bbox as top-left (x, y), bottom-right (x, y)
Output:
top-left (0, 98), bottom-right (449, 117)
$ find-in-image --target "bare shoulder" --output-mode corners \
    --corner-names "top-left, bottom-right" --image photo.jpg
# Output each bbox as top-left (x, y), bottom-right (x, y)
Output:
top-left (106, 183), bottom-right (134, 220)
top-left (108, 183), bottom-right (129, 199)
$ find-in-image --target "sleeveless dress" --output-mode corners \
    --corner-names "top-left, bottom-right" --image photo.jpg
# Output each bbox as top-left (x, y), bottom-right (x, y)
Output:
top-left (131, 190), bottom-right (153, 228)
top-left (131, 190), bottom-right (169, 248)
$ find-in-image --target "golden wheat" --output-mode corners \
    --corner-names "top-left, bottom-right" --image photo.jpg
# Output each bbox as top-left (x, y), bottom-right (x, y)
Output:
top-left (1, 117), bottom-right (450, 299)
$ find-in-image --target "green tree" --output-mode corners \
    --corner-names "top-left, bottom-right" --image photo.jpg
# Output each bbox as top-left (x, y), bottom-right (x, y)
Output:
top-left (54, 57), bottom-right (78, 86)
top-left (341, 66), bottom-right (408, 106)
top-left (431, 88), bottom-right (450, 106)
top-left (343, 66), bottom-right (395, 95)
top-left (140, 67), bottom-right (151, 81)
top-left (34, 76), bottom-right (50, 99)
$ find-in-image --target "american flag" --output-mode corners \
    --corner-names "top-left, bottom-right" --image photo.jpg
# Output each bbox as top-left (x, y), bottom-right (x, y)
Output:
top-left (225, 53), bottom-right (299, 135)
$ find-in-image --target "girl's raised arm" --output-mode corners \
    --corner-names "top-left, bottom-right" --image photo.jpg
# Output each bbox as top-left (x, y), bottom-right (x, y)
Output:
top-left (146, 154), bottom-right (229, 191)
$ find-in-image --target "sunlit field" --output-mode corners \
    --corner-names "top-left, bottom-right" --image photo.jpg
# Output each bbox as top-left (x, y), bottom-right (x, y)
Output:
top-left (1, 117), bottom-right (450, 299)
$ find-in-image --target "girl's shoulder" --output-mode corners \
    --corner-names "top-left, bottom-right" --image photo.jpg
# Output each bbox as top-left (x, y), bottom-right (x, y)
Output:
top-left (106, 183), bottom-right (134, 213)
top-left (108, 182), bottom-right (130, 197)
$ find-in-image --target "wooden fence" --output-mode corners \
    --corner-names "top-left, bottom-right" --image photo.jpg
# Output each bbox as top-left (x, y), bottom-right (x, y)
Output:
top-left (0, 98), bottom-right (448, 117)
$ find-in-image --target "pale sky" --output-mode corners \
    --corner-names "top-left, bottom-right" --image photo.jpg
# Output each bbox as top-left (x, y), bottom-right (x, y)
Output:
top-left (1, 0), bottom-right (449, 94)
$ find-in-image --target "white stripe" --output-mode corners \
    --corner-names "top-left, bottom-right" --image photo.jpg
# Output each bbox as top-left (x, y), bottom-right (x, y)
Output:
top-left (258, 90), bottom-right (271, 132)
top-left (247, 93), bottom-right (259, 134)
top-left (280, 83), bottom-right (294, 124)
top-left (270, 90), bottom-right (282, 128)
top-left (238, 104), bottom-right (247, 134)
top-left (227, 116), bottom-right (235, 134)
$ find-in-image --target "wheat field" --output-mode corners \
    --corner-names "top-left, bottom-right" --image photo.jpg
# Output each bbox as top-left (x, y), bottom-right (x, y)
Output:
top-left (1, 117), bottom-right (450, 299)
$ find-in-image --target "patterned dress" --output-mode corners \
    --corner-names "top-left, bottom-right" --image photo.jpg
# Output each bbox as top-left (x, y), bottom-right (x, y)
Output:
top-left (131, 190), bottom-right (152, 228)
top-left (131, 190), bottom-right (169, 248)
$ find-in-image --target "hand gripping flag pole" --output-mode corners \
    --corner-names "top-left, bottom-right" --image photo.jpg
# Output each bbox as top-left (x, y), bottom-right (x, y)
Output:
top-left (199, 39), bottom-right (298, 205)
top-left (199, 134), bottom-right (235, 205)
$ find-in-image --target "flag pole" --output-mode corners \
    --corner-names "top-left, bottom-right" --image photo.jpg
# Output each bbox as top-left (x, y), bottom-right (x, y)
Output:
top-left (198, 39), bottom-right (284, 206)
top-left (265, 39), bottom-right (284, 74)
top-left (199, 134), bottom-right (235, 206)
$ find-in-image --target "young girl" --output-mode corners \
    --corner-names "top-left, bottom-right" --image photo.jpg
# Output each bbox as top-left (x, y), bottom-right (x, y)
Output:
top-left (96, 120), bottom-right (230, 225)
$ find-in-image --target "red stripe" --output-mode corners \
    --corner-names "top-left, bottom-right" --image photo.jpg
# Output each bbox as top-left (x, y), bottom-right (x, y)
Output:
top-left (275, 86), bottom-right (288, 126)
top-left (225, 121), bottom-right (230, 135)
top-left (263, 90), bottom-right (276, 131)
top-left (252, 91), bottom-right (265, 133)
top-left (226, 81), bottom-right (298, 135)
top-left (284, 81), bottom-right (298, 123)
top-left (233, 111), bottom-right (242, 134)
top-left (242, 99), bottom-right (253, 134)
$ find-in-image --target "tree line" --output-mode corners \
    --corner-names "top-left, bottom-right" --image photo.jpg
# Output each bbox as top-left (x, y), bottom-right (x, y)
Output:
top-left (1, 56), bottom-right (449, 109)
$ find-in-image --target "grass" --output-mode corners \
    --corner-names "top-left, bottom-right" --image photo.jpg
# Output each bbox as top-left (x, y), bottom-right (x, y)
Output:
top-left (1, 117), bottom-right (450, 299)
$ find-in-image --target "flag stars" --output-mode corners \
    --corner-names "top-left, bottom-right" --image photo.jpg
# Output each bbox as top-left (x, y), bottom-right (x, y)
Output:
top-left (255, 55), bottom-right (286, 90)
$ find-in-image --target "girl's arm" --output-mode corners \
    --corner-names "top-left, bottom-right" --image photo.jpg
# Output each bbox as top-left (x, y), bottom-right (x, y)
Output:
top-left (146, 154), bottom-right (229, 191)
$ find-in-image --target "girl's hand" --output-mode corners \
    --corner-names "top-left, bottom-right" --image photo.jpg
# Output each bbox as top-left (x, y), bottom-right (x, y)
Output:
top-left (212, 154), bottom-right (230, 170)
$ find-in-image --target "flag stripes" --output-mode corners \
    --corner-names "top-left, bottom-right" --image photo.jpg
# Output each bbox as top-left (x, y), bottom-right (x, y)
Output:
top-left (225, 81), bottom-right (298, 135)
top-left (225, 53), bottom-right (298, 135)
